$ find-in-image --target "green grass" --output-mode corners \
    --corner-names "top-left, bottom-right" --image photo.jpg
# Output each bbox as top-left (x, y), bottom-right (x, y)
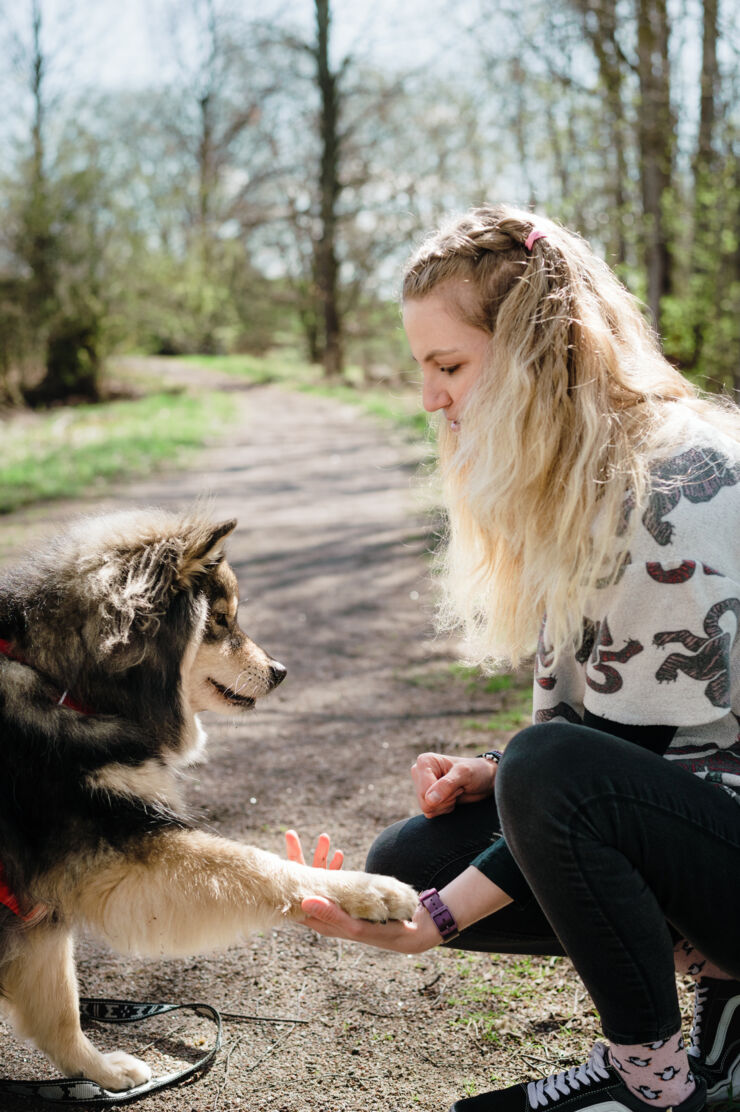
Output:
top-left (461, 705), bottom-right (531, 732)
top-left (452, 662), bottom-right (532, 733)
top-left (178, 353), bottom-right (430, 436)
top-left (0, 390), bottom-right (237, 513)
top-left (449, 663), bottom-right (521, 695)
top-left (448, 953), bottom-right (600, 1057)
top-left (404, 661), bottom-right (532, 735)
top-left (179, 351), bottom-right (312, 386)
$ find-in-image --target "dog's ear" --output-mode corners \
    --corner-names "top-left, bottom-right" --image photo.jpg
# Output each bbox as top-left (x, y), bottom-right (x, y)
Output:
top-left (90, 537), bottom-right (183, 655)
top-left (176, 519), bottom-right (237, 588)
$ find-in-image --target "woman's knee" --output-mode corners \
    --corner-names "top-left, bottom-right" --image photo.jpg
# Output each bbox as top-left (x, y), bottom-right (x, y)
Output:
top-left (496, 722), bottom-right (597, 815)
top-left (365, 815), bottom-right (431, 886)
top-left (499, 721), bottom-right (575, 778)
top-left (365, 802), bottom-right (497, 890)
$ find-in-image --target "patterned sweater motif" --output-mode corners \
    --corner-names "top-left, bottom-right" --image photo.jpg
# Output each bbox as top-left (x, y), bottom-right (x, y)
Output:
top-left (533, 434), bottom-right (740, 799)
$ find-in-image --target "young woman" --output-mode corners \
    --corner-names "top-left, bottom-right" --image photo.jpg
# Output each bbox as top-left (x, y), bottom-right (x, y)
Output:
top-left (287, 204), bottom-right (740, 1112)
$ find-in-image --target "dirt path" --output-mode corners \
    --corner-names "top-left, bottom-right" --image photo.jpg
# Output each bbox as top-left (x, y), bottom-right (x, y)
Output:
top-left (0, 379), bottom-right (603, 1112)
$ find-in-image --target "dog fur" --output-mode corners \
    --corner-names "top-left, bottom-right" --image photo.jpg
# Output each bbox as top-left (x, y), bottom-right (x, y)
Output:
top-left (0, 508), bottom-right (417, 1091)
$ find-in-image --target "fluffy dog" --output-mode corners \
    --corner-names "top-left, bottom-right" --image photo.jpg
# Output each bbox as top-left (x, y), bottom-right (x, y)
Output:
top-left (0, 508), bottom-right (416, 1091)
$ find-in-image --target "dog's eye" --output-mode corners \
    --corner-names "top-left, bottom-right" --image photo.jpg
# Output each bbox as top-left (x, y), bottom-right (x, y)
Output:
top-left (213, 612), bottom-right (229, 629)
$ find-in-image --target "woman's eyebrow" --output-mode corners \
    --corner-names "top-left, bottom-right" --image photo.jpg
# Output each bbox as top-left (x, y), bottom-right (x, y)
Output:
top-left (410, 347), bottom-right (460, 363)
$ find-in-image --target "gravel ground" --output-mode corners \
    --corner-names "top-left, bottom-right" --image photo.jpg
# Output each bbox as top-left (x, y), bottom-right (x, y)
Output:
top-left (0, 372), bottom-right (691, 1112)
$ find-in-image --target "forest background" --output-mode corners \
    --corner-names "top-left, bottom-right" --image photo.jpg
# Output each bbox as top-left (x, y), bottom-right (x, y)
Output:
top-left (0, 0), bottom-right (738, 410)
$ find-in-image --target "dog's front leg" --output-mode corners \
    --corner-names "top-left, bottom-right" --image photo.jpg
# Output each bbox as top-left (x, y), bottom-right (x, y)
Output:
top-left (72, 829), bottom-right (417, 957)
top-left (1, 924), bottom-right (152, 1091)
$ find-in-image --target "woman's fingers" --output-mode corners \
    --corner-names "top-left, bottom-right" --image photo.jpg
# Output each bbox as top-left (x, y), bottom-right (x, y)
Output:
top-left (299, 898), bottom-right (429, 953)
top-left (424, 758), bottom-right (494, 810)
top-left (300, 898), bottom-right (395, 942)
top-left (421, 786), bottom-right (464, 818)
top-left (299, 897), bottom-right (367, 939)
top-left (312, 832), bottom-right (344, 869)
top-left (302, 896), bottom-right (350, 924)
top-left (285, 829), bottom-right (306, 865)
top-left (312, 832), bottom-right (329, 867)
top-left (286, 830), bottom-right (344, 870)
top-left (425, 769), bottom-right (468, 805)
top-left (411, 752), bottom-right (452, 809)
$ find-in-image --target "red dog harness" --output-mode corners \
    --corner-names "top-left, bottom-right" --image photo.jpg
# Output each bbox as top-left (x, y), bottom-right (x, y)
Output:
top-left (0, 637), bottom-right (93, 714)
top-left (0, 638), bottom-right (92, 919)
top-left (0, 862), bottom-right (24, 918)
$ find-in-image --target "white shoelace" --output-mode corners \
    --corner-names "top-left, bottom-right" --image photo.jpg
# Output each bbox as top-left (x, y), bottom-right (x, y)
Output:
top-left (688, 982), bottom-right (709, 1058)
top-left (526, 1042), bottom-right (611, 1110)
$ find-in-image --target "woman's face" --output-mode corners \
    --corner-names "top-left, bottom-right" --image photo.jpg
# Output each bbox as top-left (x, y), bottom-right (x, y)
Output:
top-left (403, 287), bottom-right (489, 431)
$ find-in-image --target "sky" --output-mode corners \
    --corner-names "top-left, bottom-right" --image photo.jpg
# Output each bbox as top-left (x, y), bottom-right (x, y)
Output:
top-left (22, 0), bottom-right (462, 93)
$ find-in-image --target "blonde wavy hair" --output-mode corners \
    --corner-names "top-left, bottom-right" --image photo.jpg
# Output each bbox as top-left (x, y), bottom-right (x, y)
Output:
top-left (404, 203), bottom-right (740, 670)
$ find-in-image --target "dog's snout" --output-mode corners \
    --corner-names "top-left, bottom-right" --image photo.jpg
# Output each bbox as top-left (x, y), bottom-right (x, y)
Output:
top-left (269, 661), bottom-right (287, 688)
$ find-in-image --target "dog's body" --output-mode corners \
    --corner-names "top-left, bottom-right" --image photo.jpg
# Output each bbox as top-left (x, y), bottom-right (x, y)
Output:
top-left (0, 508), bottom-right (416, 1091)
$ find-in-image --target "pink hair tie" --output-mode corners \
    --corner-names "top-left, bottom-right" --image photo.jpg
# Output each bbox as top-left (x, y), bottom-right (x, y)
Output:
top-left (525, 229), bottom-right (547, 251)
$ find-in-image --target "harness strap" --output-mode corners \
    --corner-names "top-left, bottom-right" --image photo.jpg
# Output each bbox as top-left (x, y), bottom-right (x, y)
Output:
top-left (0, 999), bottom-right (222, 1104)
top-left (0, 640), bottom-right (93, 921)
top-left (0, 862), bottom-right (23, 918)
top-left (0, 638), bottom-right (23, 662)
top-left (0, 639), bottom-right (93, 715)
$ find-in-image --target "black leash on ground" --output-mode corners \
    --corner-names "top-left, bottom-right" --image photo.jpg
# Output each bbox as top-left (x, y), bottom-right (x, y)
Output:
top-left (0, 998), bottom-right (222, 1105)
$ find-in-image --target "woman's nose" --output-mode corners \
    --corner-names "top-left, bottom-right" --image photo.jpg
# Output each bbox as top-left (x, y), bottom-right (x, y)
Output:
top-left (422, 376), bottom-right (451, 414)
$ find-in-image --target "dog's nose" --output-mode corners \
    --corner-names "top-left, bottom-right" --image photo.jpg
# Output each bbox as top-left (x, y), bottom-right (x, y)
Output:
top-left (269, 661), bottom-right (287, 687)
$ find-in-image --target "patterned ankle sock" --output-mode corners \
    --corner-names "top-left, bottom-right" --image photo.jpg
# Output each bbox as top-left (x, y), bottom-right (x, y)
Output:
top-left (674, 939), bottom-right (735, 980)
top-left (609, 1030), bottom-right (695, 1106)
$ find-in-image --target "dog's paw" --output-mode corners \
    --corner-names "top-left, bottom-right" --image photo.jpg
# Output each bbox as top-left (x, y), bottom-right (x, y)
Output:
top-left (91, 1051), bottom-right (152, 1092)
top-left (324, 870), bottom-right (418, 922)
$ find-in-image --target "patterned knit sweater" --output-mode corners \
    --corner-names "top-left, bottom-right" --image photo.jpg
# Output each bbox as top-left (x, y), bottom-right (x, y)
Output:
top-left (533, 432), bottom-right (740, 800)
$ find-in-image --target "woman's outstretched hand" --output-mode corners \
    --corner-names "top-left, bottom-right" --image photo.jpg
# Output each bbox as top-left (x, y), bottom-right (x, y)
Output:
top-left (285, 829), bottom-right (344, 871)
top-left (284, 829), bottom-right (439, 953)
top-left (411, 753), bottom-right (497, 818)
top-left (298, 895), bottom-right (439, 953)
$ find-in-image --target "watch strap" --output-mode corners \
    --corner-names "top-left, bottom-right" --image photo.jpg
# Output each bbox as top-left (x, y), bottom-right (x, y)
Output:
top-left (418, 888), bottom-right (460, 942)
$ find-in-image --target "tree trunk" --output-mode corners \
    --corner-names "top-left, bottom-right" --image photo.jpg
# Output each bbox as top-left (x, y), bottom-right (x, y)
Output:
top-left (314, 0), bottom-right (343, 378)
top-left (734, 153), bottom-right (740, 398)
top-left (636, 0), bottom-right (674, 333)
top-left (696, 0), bottom-right (718, 170)
top-left (26, 0), bottom-right (55, 333)
top-left (690, 0), bottom-right (720, 373)
top-left (579, 0), bottom-right (628, 265)
top-left (23, 0), bottom-right (102, 404)
top-left (198, 91), bottom-right (215, 271)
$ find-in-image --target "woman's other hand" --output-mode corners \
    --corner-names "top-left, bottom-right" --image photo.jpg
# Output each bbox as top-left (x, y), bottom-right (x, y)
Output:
top-left (285, 829), bottom-right (344, 870)
top-left (411, 753), bottom-right (496, 818)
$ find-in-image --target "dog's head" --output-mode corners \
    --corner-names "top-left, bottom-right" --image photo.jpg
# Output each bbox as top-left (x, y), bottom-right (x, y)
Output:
top-left (180, 524), bottom-right (287, 714)
top-left (2, 508), bottom-right (286, 719)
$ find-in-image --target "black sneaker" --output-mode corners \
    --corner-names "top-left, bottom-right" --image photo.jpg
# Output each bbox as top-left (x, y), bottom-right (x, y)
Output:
top-left (449, 1042), bottom-right (707, 1112)
top-left (688, 977), bottom-right (740, 1104)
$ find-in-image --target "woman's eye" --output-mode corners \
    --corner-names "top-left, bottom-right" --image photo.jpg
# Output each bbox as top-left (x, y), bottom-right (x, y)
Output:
top-left (440, 364), bottom-right (460, 375)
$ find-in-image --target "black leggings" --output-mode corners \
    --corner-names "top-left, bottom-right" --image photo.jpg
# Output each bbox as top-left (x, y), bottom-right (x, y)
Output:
top-left (366, 723), bottom-right (740, 1045)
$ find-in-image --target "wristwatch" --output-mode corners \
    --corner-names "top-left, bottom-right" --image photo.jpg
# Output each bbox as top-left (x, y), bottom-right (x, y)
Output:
top-left (418, 888), bottom-right (460, 943)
